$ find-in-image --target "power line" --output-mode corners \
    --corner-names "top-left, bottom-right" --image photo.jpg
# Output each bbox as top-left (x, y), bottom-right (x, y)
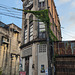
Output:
top-left (0, 12), bottom-right (39, 22)
top-left (62, 31), bottom-right (75, 38)
top-left (0, 4), bottom-right (21, 11)
top-left (0, 11), bottom-right (22, 17)
top-left (0, 4), bottom-right (22, 15)
top-left (0, 12), bottom-right (22, 19)
top-left (62, 28), bottom-right (75, 34)
top-left (0, 6), bottom-right (22, 14)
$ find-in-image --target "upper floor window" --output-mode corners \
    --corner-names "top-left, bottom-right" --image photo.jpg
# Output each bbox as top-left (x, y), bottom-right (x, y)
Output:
top-left (24, 25), bottom-right (27, 43)
top-left (39, 0), bottom-right (45, 8)
top-left (2, 36), bottom-right (9, 44)
top-left (38, 22), bottom-right (46, 38)
top-left (29, 14), bottom-right (33, 41)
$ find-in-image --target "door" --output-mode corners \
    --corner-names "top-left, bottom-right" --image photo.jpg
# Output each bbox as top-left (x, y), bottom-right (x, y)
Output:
top-left (25, 57), bottom-right (29, 75)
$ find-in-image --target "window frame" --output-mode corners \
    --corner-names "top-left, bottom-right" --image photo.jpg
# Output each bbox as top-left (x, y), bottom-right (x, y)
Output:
top-left (24, 25), bottom-right (27, 43)
top-left (29, 14), bottom-right (33, 41)
top-left (38, 22), bottom-right (46, 39)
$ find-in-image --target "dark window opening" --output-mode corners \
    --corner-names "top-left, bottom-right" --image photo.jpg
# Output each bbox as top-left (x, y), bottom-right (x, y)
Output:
top-left (38, 22), bottom-right (46, 39)
top-left (29, 14), bottom-right (33, 41)
top-left (39, 1), bottom-right (45, 8)
top-left (24, 25), bottom-right (27, 43)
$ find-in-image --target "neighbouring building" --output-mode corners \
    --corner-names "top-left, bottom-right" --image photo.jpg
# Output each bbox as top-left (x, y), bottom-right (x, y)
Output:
top-left (54, 41), bottom-right (75, 55)
top-left (20, 0), bottom-right (62, 75)
top-left (54, 41), bottom-right (75, 75)
top-left (0, 21), bottom-right (21, 75)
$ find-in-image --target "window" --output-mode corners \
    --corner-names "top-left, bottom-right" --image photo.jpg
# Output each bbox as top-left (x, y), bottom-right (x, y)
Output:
top-left (39, 22), bottom-right (46, 38)
top-left (39, 44), bottom-right (46, 53)
top-left (29, 14), bottom-right (33, 41)
top-left (39, 0), bottom-right (45, 8)
top-left (2, 36), bottom-right (9, 44)
top-left (24, 25), bottom-right (27, 43)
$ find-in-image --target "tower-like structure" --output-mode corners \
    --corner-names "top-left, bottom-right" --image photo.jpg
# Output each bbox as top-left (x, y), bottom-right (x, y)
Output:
top-left (20, 0), bottom-right (62, 75)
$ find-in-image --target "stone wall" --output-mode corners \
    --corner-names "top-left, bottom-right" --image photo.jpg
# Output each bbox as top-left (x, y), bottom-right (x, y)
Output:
top-left (0, 23), bottom-right (21, 75)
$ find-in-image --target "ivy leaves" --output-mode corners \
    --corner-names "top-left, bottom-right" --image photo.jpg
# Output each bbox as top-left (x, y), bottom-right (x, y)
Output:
top-left (13, 8), bottom-right (58, 41)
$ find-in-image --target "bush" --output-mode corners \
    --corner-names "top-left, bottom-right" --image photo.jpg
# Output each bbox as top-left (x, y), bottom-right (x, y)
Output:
top-left (0, 71), bottom-right (2, 75)
top-left (0, 67), bottom-right (2, 75)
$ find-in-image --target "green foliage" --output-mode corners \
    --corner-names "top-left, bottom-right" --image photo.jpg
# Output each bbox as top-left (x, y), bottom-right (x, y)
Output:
top-left (14, 8), bottom-right (58, 41)
top-left (23, 9), bottom-right (58, 41)
top-left (0, 67), bottom-right (2, 75)
top-left (0, 71), bottom-right (2, 75)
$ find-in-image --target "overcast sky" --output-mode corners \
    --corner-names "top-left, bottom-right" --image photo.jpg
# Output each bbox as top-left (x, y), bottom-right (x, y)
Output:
top-left (0, 0), bottom-right (75, 41)
top-left (54, 0), bottom-right (75, 41)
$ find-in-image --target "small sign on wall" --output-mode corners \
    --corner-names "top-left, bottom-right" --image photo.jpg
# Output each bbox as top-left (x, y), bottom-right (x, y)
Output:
top-left (41, 65), bottom-right (45, 73)
top-left (19, 71), bottom-right (26, 75)
top-left (45, 69), bottom-right (48, 75)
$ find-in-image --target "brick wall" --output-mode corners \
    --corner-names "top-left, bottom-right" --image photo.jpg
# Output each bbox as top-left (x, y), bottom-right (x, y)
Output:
top-left (55, 56), bottom-right (75, 75)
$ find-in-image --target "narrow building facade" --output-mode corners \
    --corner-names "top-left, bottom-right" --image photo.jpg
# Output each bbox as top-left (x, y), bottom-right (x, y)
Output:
top-left (20, 0), bottom-right (62, 75)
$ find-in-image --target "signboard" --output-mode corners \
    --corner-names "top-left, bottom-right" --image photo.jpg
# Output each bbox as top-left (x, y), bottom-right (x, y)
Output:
top-left (19, 71), bottom-right (26, 75)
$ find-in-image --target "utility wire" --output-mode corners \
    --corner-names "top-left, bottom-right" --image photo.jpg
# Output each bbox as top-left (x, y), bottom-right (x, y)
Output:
top-left (62, 31), bottom-right (75, 38)
top-left (0, 12), bottom-right (39, 21)
top-left (0, 6), bottom-right (22, 14)
top-left (0, 12), bottom-right (22, 19)
top-left (0, 5), bottom-right (22, 14)
top-left (62, 28), bottom-right (75, 34)
top-left (0, 4), bottom-right (75, 39)
top-left (0, 11), bottom-right (22, 17)
top-left (0, 4), bottom-right (21, 12)
top-left (0, 8), bottom-right (22, 16)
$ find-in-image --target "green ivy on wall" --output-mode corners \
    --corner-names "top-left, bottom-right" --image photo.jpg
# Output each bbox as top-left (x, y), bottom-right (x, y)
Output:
top-left (13, 8), bottom-right (58, 41)
top-left (0, 67), bottom-right (2, 75)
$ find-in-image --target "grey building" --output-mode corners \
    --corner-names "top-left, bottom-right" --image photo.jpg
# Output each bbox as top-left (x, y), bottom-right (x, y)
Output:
top-left (20, 0), bottom-right (62, 75)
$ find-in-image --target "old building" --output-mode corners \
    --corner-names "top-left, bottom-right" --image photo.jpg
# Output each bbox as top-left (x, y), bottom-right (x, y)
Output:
top-left (20, 0), bottom-right (62, 75)
top-left (0, 21), bottom-right (21, 75)
top-left (53, 41), bottom-right (75, 75)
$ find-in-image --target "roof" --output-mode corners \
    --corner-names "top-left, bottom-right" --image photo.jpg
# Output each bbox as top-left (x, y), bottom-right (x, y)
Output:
top-left (0, 21), bottom-right (7, 27)
top-left (0, 21), bottom-right (21, 31)
top-left (7, 23), bottom-right (21, 30)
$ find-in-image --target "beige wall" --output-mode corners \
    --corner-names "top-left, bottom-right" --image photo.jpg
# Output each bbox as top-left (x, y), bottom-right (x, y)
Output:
top-left (0, 24), bottom-right (21, 75)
